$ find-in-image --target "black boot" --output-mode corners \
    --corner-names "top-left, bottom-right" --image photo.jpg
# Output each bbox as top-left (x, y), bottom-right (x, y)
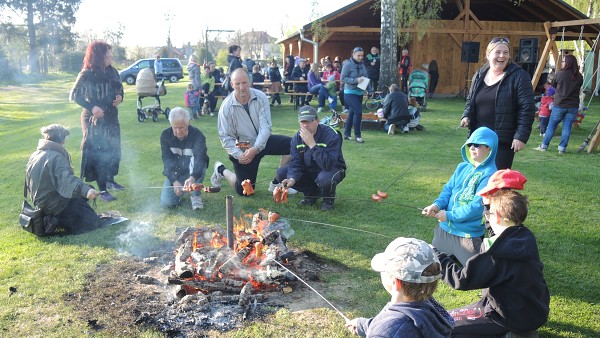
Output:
top-left (321, 197), bottom-right (334, 211)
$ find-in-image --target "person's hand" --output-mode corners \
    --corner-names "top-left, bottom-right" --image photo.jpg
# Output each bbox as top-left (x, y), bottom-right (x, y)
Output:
top-left (511, 139), bottom-right (526, 152)
top-left (87, 188), bottom-right (98, 200)
top-left (299, 126), bottom-right (316, 148)
top-left (345, 318), bottom-right (359, 336)
top-left (422, 204), bottom-right (440, 217)
top-left (112, 95), bottom-right (123, 107)
top-left (435, 210), bottom-right (447, 222)
top-left (282, 178), bottom-right (296, 189)
top-left (238, 147), bottom-right (258, 165)
top-left (183, 177), bottom-right (195, 191)
top-left (91, 106), bottom-right (105, 119)
top-left (173, 181), bottom-right (184, 196)
top-left (460, 117), bottom-right (469, 128)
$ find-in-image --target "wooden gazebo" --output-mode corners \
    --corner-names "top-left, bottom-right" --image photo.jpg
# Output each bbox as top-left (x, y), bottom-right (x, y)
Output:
top-left (277, 0), bottom-right (600, 94)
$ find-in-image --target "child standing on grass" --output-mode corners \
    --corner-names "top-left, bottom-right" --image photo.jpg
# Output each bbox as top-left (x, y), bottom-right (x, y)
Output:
top-left (434, 170), bottom-right (550, 337)
top-left (538, 83), bottom-right (555, 136)
top-left (346, 237), bottom-right (454, 337)
top-left (422, 126), bottom-right (498, 265)
top-left (184, 83), bottom-right (197, 119)
top-left (324, 75), bottom-right (338, 112)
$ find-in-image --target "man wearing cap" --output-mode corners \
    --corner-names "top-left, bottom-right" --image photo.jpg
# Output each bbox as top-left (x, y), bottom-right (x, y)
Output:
top-left (434, 170), bottom-right (549, 337)
top-left (290, 58), bottom-right (310, 106)
top-left (279, 106), bottom-right (346, 211)
top-left (212, 68), bottom-right (293, 196)
top-left (346, 237), bottom-right (454, 337)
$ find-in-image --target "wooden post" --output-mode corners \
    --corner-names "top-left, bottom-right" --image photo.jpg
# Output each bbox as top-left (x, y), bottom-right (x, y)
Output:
top-left (226, 195), bottom-right (234, 250)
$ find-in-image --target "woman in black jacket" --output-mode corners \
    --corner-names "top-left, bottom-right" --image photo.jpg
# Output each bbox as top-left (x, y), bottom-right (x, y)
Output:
top-left (460, 37), bottom-right (535, 169)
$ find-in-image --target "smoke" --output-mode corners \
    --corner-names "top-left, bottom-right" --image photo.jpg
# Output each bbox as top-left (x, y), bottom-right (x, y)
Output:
top-left (115, 221), bottom-right (161, 257)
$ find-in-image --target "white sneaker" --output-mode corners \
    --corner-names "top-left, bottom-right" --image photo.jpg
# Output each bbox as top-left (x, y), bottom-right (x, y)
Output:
top-left (388, 124), bottom-right (395, 135)
top-left (317, 107), bottom-right (323, 113)
top-left (268, 181), bottom-right (297, 194)
top-left (191, 195), bottom-right (204, 210)
top-left (211, 161), bottom-right (224, 187)
top-left (403, 125), bottom-right (409, 133)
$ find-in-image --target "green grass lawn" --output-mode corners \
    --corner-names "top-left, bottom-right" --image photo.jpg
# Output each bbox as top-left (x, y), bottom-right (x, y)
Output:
top-left (0, 75), bottom-right (599, 337)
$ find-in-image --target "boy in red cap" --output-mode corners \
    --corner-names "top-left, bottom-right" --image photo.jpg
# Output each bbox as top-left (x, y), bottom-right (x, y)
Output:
top-left (434, 169), bottom-right (550, 337)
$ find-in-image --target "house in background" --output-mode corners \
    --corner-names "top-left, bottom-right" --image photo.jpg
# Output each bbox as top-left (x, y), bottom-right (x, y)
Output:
top-left (278, 0), bottom-right (600, 94)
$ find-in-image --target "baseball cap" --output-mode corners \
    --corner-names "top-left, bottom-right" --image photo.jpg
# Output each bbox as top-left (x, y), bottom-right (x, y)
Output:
top-left (371, 237), bottom-right (441, 283)
top-left (298, 105), bottom-right (318, 122)
top-left (477, 169), bottom-right (527, 197)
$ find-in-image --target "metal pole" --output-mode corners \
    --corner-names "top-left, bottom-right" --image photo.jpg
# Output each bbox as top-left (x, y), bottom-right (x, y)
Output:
top-left (226, 195), bottom-right (234, 249)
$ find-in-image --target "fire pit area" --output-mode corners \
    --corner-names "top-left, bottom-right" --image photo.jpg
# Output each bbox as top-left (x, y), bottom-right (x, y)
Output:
top-left (64, 206), bottom-right (336, 337)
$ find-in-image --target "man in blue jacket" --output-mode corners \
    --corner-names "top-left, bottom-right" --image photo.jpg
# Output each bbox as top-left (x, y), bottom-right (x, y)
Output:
top-left (422, 127), bottom-right (498, 265)
top-left (279, 106), bottom-right (346, 211)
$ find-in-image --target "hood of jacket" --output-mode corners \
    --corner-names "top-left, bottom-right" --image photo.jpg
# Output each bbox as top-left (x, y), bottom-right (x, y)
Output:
top-left (462, 126), bottom-right (498, 166)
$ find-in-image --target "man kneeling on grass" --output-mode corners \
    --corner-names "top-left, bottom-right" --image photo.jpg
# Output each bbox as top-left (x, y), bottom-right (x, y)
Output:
top-left (346, 237), bottom-right (454, 337)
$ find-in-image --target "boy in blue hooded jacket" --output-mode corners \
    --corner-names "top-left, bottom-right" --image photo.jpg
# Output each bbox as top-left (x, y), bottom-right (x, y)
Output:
top-left (422, 126), bottom-right (498, 265)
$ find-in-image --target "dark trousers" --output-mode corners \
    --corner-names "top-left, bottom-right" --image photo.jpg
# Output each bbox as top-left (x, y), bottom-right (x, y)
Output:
top-left (343, 93), bottom-right (364, 138)
top-left (539, 116), bottom-right (549, 135)
top-left (55, 197), bottom-right (100, 234)
top-left (229, 134), bottom-right (291, 196)
top-left (271, 93), bottom-right (281, 105)
top-left (275, 166), bottom-right (345, 199)
top-left (450, 298), bottom-right (509, 338)
top-left (495, 141), bottom-right (516, 170)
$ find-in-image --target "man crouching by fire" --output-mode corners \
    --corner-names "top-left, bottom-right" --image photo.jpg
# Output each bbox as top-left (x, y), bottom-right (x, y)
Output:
top-left (345, 237), bottom-right (454, 337)
top-left (160, 107), bottom-right (209, 210)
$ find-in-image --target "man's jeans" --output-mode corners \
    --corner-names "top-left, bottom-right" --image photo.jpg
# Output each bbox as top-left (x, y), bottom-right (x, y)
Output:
top-left (541, 106), bottom-right (578, 151)
top-left (160, 177), bottom-right (200, 207)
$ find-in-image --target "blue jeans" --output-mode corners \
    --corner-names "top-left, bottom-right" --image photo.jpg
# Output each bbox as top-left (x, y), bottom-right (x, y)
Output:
top-left (541, 106), bottom-right (578, 152)
top-left (309, 85), bottom-right (328, 108)
top-left (343, 93), bottom-right (364, 138)
top-left (160, 177), bottom-right (200, 207)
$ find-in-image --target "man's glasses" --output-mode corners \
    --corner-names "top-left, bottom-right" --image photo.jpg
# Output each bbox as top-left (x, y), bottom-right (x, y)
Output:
top-left (467, 143), bottom-right (485, 148)
top-left (491, 37), bottom-right (510, 44)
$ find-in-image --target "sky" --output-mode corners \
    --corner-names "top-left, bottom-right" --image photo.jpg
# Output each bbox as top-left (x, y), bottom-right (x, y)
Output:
top-left (73, 0), bottom-right (356, 48)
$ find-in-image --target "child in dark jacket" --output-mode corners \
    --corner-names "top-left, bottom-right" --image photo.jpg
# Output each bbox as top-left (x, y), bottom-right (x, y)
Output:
top-left (435, 170), bottom-right (550, 337)
top-left (268, 61), bottom-right (282, 106)
top-left (251, 65), bottom-right (264, 90)
top-left (346, 237), bottom-right (454, 337)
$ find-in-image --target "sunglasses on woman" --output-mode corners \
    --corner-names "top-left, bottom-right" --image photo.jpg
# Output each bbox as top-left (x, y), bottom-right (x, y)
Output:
top-left (491, 37), bottom-right (510, 44)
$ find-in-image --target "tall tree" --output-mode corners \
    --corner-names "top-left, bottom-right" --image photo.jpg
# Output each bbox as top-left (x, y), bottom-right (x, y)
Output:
top-left (0, 0), bottom-right (81, 74)
top-left (379, 0), bottom-right (398, 91)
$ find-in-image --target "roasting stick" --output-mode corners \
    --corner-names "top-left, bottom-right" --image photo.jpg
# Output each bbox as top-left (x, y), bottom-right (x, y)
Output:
top-left (268, 257), bottom-right (350, 322)
top-left (286, 218), bottom-right (395, 239)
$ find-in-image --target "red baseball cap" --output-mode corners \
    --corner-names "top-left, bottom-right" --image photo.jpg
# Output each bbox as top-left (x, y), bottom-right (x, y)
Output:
top-left (477, 169), bottom-right (527, 197)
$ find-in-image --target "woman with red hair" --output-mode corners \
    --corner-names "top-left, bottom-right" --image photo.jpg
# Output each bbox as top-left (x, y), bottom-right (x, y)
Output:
top-left (70, 41), bottom-right (124, 202)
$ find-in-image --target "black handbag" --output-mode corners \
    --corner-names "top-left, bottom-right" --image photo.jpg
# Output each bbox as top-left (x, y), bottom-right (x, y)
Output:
top-left (18, 181), bottom-right (49, 236)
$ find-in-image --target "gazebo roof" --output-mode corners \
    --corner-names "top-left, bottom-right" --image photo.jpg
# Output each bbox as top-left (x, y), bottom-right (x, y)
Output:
top-left (278, 0), bottom-right (600, 43)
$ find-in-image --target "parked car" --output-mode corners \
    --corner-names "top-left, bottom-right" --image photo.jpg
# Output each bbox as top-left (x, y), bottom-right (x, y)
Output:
top-left (119, 58), bottom-right (184, 85)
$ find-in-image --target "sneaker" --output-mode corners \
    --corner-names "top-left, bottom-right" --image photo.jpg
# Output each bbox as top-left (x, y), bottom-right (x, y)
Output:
top-left (299, 197), bottom-right (318, 206)
top-left (317, 107), bottom-right (323, 113)
top-left (388, 124), bottom-right (395, 135)
top-left (402, 125), bottom-right (409, 133)
top-left (211, 161), bottom-right (224, 187)
top-left (99, 191), bottom-right (116, 202)
top-left (533, 146), bottom-right (547, 152)
top-left (209, 112), bottom-right (215, 117)
top-left (558, 150), bottom-right (566, 155)
top-left (107, 181), bottom-right (125, 191)
top-left (268, 182), bottom-right (298, 194)
top-left (344, 135), bottom-right (353, 141)
top-left (191, 195), bottom-right (204, 210)
top-left (321, 198), bottom-right (334, 211)
top-left (356, 137), bottom-right (364, 143)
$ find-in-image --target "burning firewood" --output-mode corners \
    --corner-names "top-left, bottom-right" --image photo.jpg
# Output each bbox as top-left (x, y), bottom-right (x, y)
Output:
top-left (238, 282), bottom-right (253, 308)
top-left (218, 246), bottom-right (252, 275)
top-left (168, 277), bottom-right (246, 293)
top-left (174, 239), bottom-right (194, 278)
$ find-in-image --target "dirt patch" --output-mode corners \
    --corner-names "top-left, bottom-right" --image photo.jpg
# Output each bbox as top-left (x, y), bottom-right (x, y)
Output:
top-left (63, 244), bottom-right (343, 337)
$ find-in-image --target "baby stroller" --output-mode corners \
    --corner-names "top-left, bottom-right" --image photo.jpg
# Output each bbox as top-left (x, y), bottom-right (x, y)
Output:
top-left (408, 69), bottom-right (429, 111)
top-left (136, 68), bottom-right (170, 122)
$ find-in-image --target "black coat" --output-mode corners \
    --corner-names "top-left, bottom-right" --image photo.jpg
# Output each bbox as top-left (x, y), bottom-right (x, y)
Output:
top-left (436, 225), bottom-right (550, 333)
top-left (462, 63), bottom-right (535, 144)
top-left (382, 90), bottom-right (410, 124)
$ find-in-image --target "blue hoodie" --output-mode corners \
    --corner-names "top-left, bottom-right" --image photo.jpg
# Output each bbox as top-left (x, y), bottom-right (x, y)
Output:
top-left (433, 127), bottom-right (498, 238)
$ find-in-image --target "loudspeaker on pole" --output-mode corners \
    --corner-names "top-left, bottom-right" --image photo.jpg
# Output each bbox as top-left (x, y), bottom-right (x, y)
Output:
top-left (461, 42), bottom-right (480, 63)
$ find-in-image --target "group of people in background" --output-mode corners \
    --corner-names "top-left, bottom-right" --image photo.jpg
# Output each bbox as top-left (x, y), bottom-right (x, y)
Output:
top-left (25, 36), bottom-right (586, 336)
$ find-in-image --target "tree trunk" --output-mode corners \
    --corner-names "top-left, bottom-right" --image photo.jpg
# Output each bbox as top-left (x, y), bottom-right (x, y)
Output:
top-left (26, 0), bottom-right (39, 74)
top-left (379, 0), bottom-right (398, 92)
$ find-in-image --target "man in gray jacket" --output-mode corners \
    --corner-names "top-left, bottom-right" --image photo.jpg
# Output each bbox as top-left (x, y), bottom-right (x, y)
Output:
top-left (26, 124), bottom-right (100, 234)
top-left (212, 68), bottom-right (294, 196)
